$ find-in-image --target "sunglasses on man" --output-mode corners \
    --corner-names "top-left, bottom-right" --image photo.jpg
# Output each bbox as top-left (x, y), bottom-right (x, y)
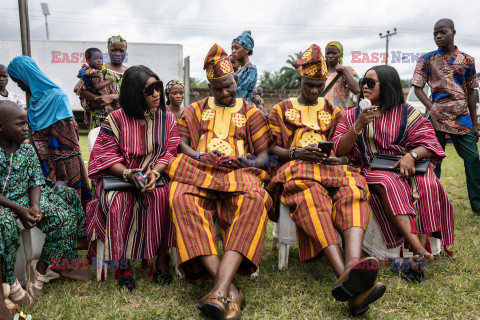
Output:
top-left (359, 77), bottom-right (378, 89)
top-left (143, 80), bottom-right (163, 96)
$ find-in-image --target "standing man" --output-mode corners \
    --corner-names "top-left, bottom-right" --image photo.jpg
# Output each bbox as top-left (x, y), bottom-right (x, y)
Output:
top-left (166, 44), bottom-right (273, 320)
top-left (411, 18), bottom-right (480, 217)
top-left (0, 64), bottom-right (26, 109)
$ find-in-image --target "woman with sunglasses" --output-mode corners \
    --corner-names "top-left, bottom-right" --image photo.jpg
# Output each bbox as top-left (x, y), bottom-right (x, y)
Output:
top-left (332, 65), bottom-right (454, 282)
top-left (86, 66), bottom-right (180, 290)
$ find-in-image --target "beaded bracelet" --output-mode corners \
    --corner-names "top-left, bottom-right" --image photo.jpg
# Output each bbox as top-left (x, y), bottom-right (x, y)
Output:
top-left (122, 169), bottom-right (132, 182)
top-left (196, 152), bottom-right (207, 161)
top-left (289, 147), bottom-right (298, 160)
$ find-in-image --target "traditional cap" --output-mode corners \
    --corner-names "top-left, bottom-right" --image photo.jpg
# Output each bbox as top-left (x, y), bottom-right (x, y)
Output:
top-left (297, 44), bottom-right (328, 79)
top-left (204, 44), bottom-right (234, 80)
top-left (233, 30), bottom-right (254, 54)
top-left (108, 35), bottom-right (127, 49)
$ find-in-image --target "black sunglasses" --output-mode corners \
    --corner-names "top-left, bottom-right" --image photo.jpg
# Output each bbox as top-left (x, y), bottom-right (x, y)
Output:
top-left (143, 80), bottom-right (163, 96)
top-left (359, 77), bottom-right (378, 89)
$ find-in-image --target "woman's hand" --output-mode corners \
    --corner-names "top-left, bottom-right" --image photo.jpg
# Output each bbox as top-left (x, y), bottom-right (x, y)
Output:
top-left (95, 94), bottom-right (116, 106)
top-left (295, 144), bottom-right (327, 163)
top-left (391, 153), bottom-right (416, 179)
top-left (322, 156), bottom-right (348, 166)
top-left (143, 170), bottom-right (157, 192)
top-left (126, 168), bottom-right (143, 190)
top-left (335, 65), bottom-right (347, 74)
top-left (354, 106), bottom-right (376, 132)
top-left (13, 205), bottom-right (40, 229)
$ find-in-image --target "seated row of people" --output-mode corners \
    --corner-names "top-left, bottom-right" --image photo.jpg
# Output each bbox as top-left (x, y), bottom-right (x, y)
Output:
top-left (85, 43), bottom-right (454, 320)
top-left (0, 42), bottom-right (455, 320)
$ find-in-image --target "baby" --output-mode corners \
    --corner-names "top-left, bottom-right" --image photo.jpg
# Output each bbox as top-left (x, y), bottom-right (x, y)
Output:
top-left (76, 48), bottom-right (117, 119)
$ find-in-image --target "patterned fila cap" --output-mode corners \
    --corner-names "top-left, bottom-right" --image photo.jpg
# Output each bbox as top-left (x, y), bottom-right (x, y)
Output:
top-left (297, 44), bottom-right (328, 79)
top-left (204, 44), bottom-right (234, 80)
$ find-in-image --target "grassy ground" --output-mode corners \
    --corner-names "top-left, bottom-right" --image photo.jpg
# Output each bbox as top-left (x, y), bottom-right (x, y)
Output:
top-left (19, 137), bottom-right (480, 320)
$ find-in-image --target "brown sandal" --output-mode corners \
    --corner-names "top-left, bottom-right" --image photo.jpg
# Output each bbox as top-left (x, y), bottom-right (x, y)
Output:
top-left (9, 279), bottom-right (33, 306)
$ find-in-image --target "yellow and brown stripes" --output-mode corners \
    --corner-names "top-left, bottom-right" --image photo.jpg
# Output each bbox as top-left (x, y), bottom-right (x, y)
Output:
top-left (169, 179), bottom-right (271, 285)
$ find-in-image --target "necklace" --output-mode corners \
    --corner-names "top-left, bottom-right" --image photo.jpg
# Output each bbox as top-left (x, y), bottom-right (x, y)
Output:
top-left (235, 61), bottom-right (252, 74)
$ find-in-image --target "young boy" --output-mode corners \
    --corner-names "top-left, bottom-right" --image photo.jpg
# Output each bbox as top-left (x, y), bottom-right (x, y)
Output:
top-left (0, 101), bottom-right (91, 307)
top-left (76, 48), bottom-right (117, 123)
top-left (0, 65), bottom-right (26, 110)
top-left (411, 18), bottom-right (480, 217)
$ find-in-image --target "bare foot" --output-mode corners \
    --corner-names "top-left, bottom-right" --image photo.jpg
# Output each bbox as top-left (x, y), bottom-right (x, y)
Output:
top-left (409, 253), bottom-right (434, 273)
top-left (60, 269), bottom-right (94, 281)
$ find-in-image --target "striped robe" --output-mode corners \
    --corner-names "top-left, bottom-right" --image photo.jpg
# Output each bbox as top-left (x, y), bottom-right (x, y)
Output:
top-left (332, 104), bottom-right (454, 249)
top-left (267, 98), bottom-right (371, 262)
top-left (166, 97), bottom-right (273, 285)
top-left (86, 109), bottom-right (179, 260)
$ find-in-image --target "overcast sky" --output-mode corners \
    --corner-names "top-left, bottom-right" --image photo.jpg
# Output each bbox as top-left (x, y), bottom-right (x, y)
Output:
top-left (1, 0), bottom-right (480, 81)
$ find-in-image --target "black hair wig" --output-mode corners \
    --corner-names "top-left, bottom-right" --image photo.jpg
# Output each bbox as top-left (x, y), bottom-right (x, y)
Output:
top-left (359, 65), bottom-right (405, 110)
top-left (119, 65), bottom-right (165, 119)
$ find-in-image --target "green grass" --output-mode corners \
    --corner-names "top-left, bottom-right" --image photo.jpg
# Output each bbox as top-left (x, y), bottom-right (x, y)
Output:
top-left (19, 139), bottom-right (480, 319)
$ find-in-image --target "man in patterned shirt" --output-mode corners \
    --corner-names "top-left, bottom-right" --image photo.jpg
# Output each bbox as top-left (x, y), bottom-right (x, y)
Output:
top-left (411, 18), bottom-right (480, 217)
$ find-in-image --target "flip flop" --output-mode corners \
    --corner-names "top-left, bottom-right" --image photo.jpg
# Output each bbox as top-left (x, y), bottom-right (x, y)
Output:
top-left (152, 269), bottom-right (173, 286)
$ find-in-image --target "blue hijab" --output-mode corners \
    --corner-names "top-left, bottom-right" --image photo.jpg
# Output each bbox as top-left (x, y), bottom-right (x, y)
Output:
top-left (233, 30), bottom-right (254, 55)
top-left (7, 56), bottom-right (73, 131)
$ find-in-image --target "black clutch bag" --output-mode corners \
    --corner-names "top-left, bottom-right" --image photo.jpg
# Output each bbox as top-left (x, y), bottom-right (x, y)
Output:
top-left (102, 175), bottom-right (166, 192)
top-left (370, 154), bottom-right (430, 174)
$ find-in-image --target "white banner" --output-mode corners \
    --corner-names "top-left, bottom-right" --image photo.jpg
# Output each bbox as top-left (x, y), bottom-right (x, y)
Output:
top-left (0, 39), bottom-right (183, 111)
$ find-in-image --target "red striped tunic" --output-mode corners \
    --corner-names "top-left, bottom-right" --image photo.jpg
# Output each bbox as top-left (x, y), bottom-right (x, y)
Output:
top-left (86, 108), bottom-right (179, 260)
top-left (332, 104), bottom-right (454, 248)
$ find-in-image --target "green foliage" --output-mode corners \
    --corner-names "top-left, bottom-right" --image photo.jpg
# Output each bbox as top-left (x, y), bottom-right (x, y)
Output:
top-left (401, 79), bottom-right (411, 88)
top-left (259, 52), bottom-right (303, 89)
top-left (190, 77), bottom-right (209, 89)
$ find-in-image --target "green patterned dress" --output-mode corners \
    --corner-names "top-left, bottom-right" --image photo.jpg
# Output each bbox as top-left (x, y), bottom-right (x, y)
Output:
top-left (0, 143), bottom-right (86, 285)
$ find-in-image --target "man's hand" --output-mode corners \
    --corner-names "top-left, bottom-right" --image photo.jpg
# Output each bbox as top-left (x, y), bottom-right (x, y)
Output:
top-left (391, 153), bottom-right (416, 179)
top-left (13, 205), bottom-right (40, 229)
top-left (126, 168), bottom-right (143, 190)
top-left (474, 125), bottom-right (479, 142)
top-left (322, 156), bottom-right (348, 166)
top-left (294, 144), bottom-right (328, 163)
top-left (198, 150), bottom-right (223, 166)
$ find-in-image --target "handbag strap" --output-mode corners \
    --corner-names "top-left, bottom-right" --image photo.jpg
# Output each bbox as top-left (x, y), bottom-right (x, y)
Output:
top-left (393, 103), bottom-right (409, 145)
top-left (355, 107), bottom-right (370, 166)
top-left (320, 73), bottom-right (342, 97)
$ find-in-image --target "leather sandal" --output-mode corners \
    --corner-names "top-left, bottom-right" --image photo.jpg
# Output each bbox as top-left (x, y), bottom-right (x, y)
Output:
top-left (348, 282), bottom-right (386, 316)
top-left (25, 260), bottom-right (49, 300)
top-left (9, 279), bottom-right (33, 306)
top-left (332, 257), bottom-right (380, 302)
top-left (197, 291), bottom-right (227, 320)
top-left (226, 290), bottom-right (246, 320)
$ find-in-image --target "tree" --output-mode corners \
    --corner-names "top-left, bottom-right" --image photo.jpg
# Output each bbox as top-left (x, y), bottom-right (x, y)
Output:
top-left (190, 77), bottom-right (209, 89)
top-left (400, 79), bottom-right (411, 89)
top-left (259, 52), bottom-right (303, 90)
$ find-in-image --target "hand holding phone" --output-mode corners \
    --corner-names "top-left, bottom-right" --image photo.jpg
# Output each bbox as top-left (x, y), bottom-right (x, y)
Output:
top-left (317, 141), bottom-right (334, 157)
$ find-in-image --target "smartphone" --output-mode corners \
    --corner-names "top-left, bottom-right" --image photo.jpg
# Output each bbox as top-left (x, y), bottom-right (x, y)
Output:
top-left (317, 141), bottom-right (334, 157)
top-left (132, 172), bottom-right (146, 189)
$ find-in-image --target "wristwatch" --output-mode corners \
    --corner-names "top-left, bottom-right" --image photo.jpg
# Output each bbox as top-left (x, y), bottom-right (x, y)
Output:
top-left (409, 151), bottom-right (418, 161)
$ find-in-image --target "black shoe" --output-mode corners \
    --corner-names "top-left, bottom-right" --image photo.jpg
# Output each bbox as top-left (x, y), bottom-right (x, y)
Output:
top-left (118, 275), bottom-right (136, 292)
top-left (152, 269), bottom-right (173, 286)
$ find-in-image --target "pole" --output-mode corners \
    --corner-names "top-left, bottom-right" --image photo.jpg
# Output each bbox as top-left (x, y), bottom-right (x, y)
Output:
top-left (183, 56), bottom-right (190, 107)
top-left (18, 0), bottom-right (31, 57)
top-left (44, 15), bottom-right (49, 40)
top-left (379, 28), bottom-right (397, 65)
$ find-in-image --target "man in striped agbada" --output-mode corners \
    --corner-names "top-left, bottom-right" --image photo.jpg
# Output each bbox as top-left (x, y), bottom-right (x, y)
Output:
top-left (166, 44), bottom-right (273, 320)
top-left (267, 44), bottom-right (385, 317)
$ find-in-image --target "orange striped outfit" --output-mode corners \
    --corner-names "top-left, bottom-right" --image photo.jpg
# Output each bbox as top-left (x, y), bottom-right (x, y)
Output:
top-left (267, 98), bottom-right (371, 262)
top-left (166, 97), bottom-right (273, 285)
